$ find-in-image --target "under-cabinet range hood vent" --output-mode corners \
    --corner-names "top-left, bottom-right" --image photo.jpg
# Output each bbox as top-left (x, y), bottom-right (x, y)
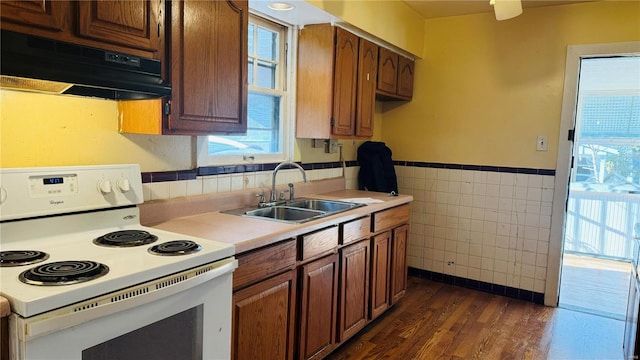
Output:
top-left (0, 30), bottom-right (171, 100)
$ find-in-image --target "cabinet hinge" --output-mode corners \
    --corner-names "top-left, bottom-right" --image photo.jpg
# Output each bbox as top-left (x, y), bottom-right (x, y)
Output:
top-left (330, 117), bottom-right (335, 127)
top-left (164, 100), bottom-right (171, 116)
top-left (568, 129), bottom-right (575, 141)
top-left (158, 24), bottom-right (161, 38)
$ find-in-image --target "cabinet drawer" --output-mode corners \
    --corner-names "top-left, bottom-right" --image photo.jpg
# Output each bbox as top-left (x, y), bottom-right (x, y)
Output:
top-left (341, 216), bottom-right (371, 245)
top-left (233, 239), bottom-right (296, 291)
top-left (372, 204), bottom-right (410, 232)
top-left (300, 226), bottom-right (339, 261)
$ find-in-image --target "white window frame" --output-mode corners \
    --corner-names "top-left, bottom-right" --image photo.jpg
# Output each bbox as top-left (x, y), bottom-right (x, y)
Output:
top-left (197, 13), bottom-right (296, 166)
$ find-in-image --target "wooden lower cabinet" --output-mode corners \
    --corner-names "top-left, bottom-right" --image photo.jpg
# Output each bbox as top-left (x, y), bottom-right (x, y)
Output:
top-left (390, 224), bottom-right (409, 304)
top-left (370, 231), bottom-right (391, 319)
top-left (298, 254), bottom-right (339, 360)
top-left (232, 206), bottom-right (410, 360)
top-left (338, 239), bottom-right (370, 341)
top-left (232, 269), bottom-right (297, 360)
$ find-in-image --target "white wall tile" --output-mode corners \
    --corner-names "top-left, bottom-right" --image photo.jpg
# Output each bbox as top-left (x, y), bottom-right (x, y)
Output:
top-left (169, 180), bottom-right (187, 198)
top-left (186, 179), bottom-right (203, 196)
top-left (398, 166), bottom-right (555, 295)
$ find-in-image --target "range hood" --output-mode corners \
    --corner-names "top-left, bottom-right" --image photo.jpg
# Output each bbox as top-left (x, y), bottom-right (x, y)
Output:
top-left (0, 30), bottom-right (171, 100)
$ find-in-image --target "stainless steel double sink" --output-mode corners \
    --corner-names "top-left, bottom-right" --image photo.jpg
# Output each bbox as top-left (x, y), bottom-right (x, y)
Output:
top-left (223, 198), bottom-right (365, 224)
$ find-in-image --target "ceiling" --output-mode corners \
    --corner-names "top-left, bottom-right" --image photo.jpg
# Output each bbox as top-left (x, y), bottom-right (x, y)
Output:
top-left (401, 0), bottom-right (597, 19)
top-left (249, 0), bottom-right (599, 27)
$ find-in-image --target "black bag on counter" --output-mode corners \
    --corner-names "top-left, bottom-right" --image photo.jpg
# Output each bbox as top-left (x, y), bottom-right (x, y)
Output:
top-left (357, 141), bottom-right (398, 194)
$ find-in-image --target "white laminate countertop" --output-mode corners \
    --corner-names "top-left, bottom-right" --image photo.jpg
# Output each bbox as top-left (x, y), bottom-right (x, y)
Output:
top-left (147, 189), bottom-right (412, 254)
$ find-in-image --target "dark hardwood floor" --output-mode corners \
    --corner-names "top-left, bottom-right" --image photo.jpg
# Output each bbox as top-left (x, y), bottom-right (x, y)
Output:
top-left (327, 276), bottom-right (624, 360)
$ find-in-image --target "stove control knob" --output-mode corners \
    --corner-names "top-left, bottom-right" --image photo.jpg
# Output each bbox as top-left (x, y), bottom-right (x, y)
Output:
top-left (0, 187), bottom-right (6, 204)
top-left (98, 179), bottom-right (112, 195)
top-left (117, 178), bottom-right (131, 193)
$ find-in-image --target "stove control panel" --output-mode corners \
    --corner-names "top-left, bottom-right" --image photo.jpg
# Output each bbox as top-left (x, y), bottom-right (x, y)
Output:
top-left (0, 164), bottom-right (143, 221)
top-left (29, 173), bottom-right (79, 197)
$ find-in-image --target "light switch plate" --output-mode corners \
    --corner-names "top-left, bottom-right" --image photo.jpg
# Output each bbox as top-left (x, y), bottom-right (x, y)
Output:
top-left (536, 136), bottom-right (548, 151)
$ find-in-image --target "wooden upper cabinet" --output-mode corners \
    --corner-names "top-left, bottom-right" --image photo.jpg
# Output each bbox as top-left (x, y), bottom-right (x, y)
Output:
top-left (397, 56), bottom-right (415, 99)
top-left (376, 47), bottom-right (414, 101)
top-left (355, 39), bottom-right (378, 137)
top-left (331, 28), bottom-right (358, 137)
top-left (296, 24), bottom-right (334, 139)
top-left (168, 0), bottom-right (248, 134)
top-left (296, 24), bottom-right (378, 139)
top-left (77, 0), bottom-right (162, 53)
top-left (0, 0), bottom-right (66, 32)
top-left (377, 47), bottom-right (398, 95)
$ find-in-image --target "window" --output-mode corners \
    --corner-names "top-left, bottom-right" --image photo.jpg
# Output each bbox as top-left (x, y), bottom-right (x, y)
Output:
top-left (197, 14), bottom-right (293, 165)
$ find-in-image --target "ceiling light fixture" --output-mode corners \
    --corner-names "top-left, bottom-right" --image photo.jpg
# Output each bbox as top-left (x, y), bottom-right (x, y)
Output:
top-left (268, 2), bottom-right (295, 11)
top-left (489, 0), bottom-right (523, 21)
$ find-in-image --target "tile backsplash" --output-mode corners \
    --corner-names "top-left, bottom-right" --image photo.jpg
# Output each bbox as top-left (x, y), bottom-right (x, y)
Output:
top-left (142, 163), bottom-right (360, 201)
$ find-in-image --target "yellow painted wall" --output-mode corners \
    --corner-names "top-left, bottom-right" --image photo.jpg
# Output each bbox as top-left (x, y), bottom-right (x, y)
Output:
top-left (381, 1), bottom-right (640, 169)
top-left (0, 90), bottom-right (192, 171)
top-left (306, 0), bottom-right (424, 57)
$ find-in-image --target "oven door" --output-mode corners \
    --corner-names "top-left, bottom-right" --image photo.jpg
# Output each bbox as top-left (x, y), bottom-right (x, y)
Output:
top-left (10, 257), bottom-right (237, 360)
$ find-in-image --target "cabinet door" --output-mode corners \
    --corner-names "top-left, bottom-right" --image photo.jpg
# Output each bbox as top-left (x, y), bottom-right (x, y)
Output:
top-left (397, 56), bottom-right (415, 99)
top-left (331, 28), bottom-right (358, 137)
top-left (0, 0), bottom-right (66, 32)
top-left (370, 231), bottom-right (391, 319)
top-left (377, 47), bottom-right (398, 95)
top-left (232, 270), bottom-right (296, 360)
top-left (390, 224), bottom-right (408, 304)
top-left (298, 254), bottom-right (339, 360)
top-left (169, 0), bottom-right (248, 134)
top-left (338, 239), bottom-right (370, 342)
top-left (355, 39), bottom-right (377, 137)
top-left (77, 0), bottom-right (162, 54)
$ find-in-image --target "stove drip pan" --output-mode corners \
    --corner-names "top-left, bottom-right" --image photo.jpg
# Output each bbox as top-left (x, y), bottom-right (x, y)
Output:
top-left (0, 250), bottom-right (50, 267)
top-left (148, 240), bottom-right (202, 256)
top-left (19, 260), bottom-right (109, 286)
top-left (94, 230), bottom-right (158, 247)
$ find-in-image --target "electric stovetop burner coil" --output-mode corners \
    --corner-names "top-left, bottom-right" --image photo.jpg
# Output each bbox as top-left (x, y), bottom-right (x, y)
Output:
top-left (148, 240), bottom-right (202, 256)
top-left (94, 230), bottom-right (158, 247)
top-left (0, 250), bottom-right (50, 267)
top-left (19, 260), bottom-right (109, 286)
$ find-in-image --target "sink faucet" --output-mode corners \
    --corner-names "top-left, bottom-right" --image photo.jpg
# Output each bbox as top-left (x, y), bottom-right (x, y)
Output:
top-left (271, 161), bottom-right (307, 203)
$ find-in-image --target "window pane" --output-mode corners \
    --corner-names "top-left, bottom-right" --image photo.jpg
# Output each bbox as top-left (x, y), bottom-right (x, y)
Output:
top-left (248, 24), bottom-right (254, 55)
top-left (208, 93), bottom-right (281, 155)
top-left (256, 61), bottom-right (276, 89)
top-left (248, 59), bottom-right (254, 86)
top-left (257, 27), bottom-right (277, 61)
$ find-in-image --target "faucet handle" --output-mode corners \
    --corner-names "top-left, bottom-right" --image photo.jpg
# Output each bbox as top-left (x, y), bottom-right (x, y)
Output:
top-left (288, 183), bottom-right (295, 201)
top-left (256, 191), bottom-right (266, 205)
top-left (279, 189), bottom-right (289, 201)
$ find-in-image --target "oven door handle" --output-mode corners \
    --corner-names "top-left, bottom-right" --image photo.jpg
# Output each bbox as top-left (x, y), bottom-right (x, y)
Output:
top-left (19, 257), bottom-right (237, 341)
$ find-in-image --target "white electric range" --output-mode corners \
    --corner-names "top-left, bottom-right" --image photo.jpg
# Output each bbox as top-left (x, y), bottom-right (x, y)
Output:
top-left (0, 164), bottom-right (236, 360)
